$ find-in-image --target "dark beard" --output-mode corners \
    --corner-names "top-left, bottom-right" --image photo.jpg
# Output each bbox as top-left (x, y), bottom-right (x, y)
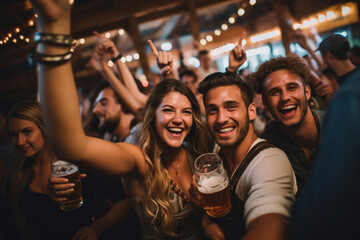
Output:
top-left (99, 118), bottom-right (119, 133)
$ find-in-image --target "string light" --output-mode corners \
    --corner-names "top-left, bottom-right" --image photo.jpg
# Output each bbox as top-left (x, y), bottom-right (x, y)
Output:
top-left (249, 0), bottom-right (256, 6)
top-left (206, 35), bottom-right (213, 42)
top-left (105, 32), bottom-right (111, 38)
top-left (238, 8), bottom-right (245, 16)
top-left (118, 28), bottom-right (125, 35)
top-left (15, 28), bottom-right (20, 33)
top-left (214, 29), bottom-right (221, 36)
top-left (133, 53), bottom-right (140, 60)
top-left (221, 24), bottom-right (228, 30)
top-left (342, 6), bottom-right (350, 16)
top-left (121, 57), bottom-right (126, 63)
top-left (228, 17), bottom-right (235, 24)
top-left (200, 39), bottom-right (207, 46)
top-left (79, 38), bottom-right (86, 44)
top-left (28, 20), bottom-right (34, 26)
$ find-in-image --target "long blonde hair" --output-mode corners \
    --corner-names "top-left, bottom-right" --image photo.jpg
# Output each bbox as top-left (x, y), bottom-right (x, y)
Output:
top-left (3, 100), bottom-right (49, 235)
top-left (140, 79), bottom-right (211, 236)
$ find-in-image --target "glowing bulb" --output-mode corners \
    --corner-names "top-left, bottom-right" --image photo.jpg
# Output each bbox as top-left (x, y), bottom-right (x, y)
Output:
top-left (242, 39), bottom-right (247, 46)
top-left (221, 24), bottom-right (228, 30)
top-left (238, 8), bottom-right (245, 16)
top-left (68, 0), bottom-right (74, 5)
top-left (79, 38), bottom-right (85, 44)
top-left (206, 35), bottom-right (213, 42)
top-left (121, 57), bottom-right (126, 63)
top-left (249, 0), bottom-right (256, 5)
top-left (0, 41), bottom-right (3, 45)
top-left (318, 14), bottom-right (326, 23)
top-left (142, 80), bottom-right (149, 88)
top-left (126, 55), bottom-right (133, 62)
top-left (15, 27), bottom-right (20, 33)
top-left (200, 39), bottom-right (207, 46)
top-left (20, 35), bottom-right (24, 40)
top-left (309, 18), bottom-right (318, 26)
top-left (25, 38), bottom-right (30, 42)
top-left (118, 28), bottom-right (125, 35)
top-left (292, 23), bottom-right (302, 30)
top-left (105, 32), bottom-right (111, 39)
top-left (5, 37), bottom-right (9, 41)
top-left (13, 39), bottom-right (17, 43)
top-left (214, 29), bottom-right (221, 36)
top-left (133, 53), bottom-right (140, 60)
top-left (29, 20), bottom-right (34, 26)
top-left (8, 33), bottom-right (12, 37)
top-left (327, 11), bottom-right (335, 20)
top-left (107, 61), bottom-right (114, 67)
top-left (302, 20), bottom-right (310, 28)
top-left (228, 17), bottom-right (235, 24)
top-left (35, 14), bottom-right (38, 18)
top-left (342, 6), bottom-right (350, 16)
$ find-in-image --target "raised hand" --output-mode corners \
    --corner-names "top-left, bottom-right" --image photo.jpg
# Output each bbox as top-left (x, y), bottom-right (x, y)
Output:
top-left (94, 31), bottom-right (119, 58)
top-left (228, 38), bottom-right (247, 72)
top-left (148, 39), bottom-right (174, 76)
top-left (30, 0), bottom-right (71, 33)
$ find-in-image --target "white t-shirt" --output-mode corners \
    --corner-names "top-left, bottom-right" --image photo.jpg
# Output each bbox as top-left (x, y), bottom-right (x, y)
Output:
top-left (233, 138), bottom-right (297, 228)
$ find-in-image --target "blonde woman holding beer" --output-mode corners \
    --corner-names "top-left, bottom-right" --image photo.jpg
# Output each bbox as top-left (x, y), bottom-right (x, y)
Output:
top-left (0, 100), bottom-right (95, 239)
top-left (29, 1), bottom-right (211, 239)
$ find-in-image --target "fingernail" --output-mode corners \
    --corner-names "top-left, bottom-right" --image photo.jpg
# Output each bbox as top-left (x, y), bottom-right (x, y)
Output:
top-left (70, 183), bottom-right (75, 187)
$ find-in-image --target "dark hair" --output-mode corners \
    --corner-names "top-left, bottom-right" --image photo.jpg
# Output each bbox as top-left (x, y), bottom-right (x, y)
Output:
top-left (350, 46), bottom-right (360, 57)
top-left (198, 72), bottom-right (253, 107)
top-left (321, 67), bottom-right (337, 80)
top-left (318, 34), bottom-right (350, 60)
top-left (250, 56), bottom-right (311, 95)
top-left (179, 70), bottom-right (197, 83)
top-left (93, 80), bottom-right (130, 113)
top-left (198, 50), bottom-right (209, 59)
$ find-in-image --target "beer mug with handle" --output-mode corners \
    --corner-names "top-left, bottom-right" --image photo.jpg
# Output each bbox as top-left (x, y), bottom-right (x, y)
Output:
top-left (51, 159), bottom-right (83, 211)
top-left (194, 153), bottom-right (231, 218)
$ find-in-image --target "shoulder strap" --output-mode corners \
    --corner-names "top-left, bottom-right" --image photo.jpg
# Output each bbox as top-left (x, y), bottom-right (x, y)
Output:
top-left (230, 141), bottom-right (274, 191)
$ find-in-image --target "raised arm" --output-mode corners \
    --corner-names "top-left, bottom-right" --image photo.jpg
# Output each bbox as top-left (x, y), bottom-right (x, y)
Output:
top-left (147, 39), bottom-right (176, 79)
top-left (227, 38), bottom-right (247, 73)
top-left (30, 0), bottom-right (143, 176)
top-left (94, 31), bottom-right (148, 106)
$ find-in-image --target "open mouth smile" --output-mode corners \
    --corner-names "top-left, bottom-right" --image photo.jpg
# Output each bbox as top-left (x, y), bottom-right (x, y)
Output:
top-left (279, 104), bottom-right (297, 116)
top-left (167, 127), bottom-right (184, 137)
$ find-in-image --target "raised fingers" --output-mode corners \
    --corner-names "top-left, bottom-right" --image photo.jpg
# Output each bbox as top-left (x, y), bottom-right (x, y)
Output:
top-left (147, 39), bottom-right (158, 57)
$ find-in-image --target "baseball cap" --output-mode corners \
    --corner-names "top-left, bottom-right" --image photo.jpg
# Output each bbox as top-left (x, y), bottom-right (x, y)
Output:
top-left (317, 34), bottom-right (350, 60)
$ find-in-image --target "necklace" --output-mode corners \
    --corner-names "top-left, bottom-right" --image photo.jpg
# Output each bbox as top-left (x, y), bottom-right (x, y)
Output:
top-left (173, 151), bottom-right (181, 176)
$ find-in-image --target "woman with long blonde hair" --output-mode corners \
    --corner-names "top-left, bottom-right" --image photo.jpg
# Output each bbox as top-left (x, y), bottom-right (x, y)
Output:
top-left (30, 1), bottom-right (212, 238)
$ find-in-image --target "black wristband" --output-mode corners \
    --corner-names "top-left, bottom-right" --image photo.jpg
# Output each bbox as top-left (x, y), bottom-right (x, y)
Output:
top-left (30, 49), bottom-right (73, 64)
top-left (111, 53), bottom-right (123, 63)
top-left (34, 32), bottom-right (77, 47)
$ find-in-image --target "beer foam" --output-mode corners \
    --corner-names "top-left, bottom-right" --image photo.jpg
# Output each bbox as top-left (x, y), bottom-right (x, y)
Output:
top-left (52, 160), bottom-right (78, 177)
top-left (198, 175), bottom-right (228, 193)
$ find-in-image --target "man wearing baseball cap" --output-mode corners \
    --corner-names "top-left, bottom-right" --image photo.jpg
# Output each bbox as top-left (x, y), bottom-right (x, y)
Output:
top-left (317, 34), bottom-right (359, 86)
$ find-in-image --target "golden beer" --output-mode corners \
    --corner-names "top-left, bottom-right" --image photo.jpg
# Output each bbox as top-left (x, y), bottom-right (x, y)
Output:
top-left (51, 160), bottom-right (83, 211)
top-left (195, 153), bottom-right (231, 218)
top-left (197, 175), bottom-right (231, 217)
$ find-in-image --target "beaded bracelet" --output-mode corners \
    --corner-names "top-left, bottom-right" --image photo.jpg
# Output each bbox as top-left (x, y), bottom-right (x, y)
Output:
top-left (30, 49), bottom-right (74, 64)
top-left (111, 53), bottom-right (123, 63)
top-left (34, 32), bottom-right (77, 47)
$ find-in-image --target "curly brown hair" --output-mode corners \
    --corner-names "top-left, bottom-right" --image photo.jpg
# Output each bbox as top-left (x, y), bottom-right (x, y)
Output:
top-left (250, 56), bottom-right (311, 95)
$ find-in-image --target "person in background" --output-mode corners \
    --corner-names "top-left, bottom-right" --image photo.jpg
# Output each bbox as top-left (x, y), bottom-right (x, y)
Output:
top-left (179, 69), bottom-right (205, 115)
top-left (317, 34), bottom-right (359, 87)
top-left (292, 45), bottom-right (360, 240)
top-left (0, 100), bottom-right (94, 239)
top-left (349, 45), bottom-right (360, 67)
top-left (197, 50), bottom-right (218, 80)
top-left (251, 56), bottom-right (325, 193)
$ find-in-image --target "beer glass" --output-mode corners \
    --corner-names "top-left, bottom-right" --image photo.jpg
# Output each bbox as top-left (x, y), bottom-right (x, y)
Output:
top-left (51, 160), bottom-right (83, 211)
top-left (194, 153), bottom-right (231, 218)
